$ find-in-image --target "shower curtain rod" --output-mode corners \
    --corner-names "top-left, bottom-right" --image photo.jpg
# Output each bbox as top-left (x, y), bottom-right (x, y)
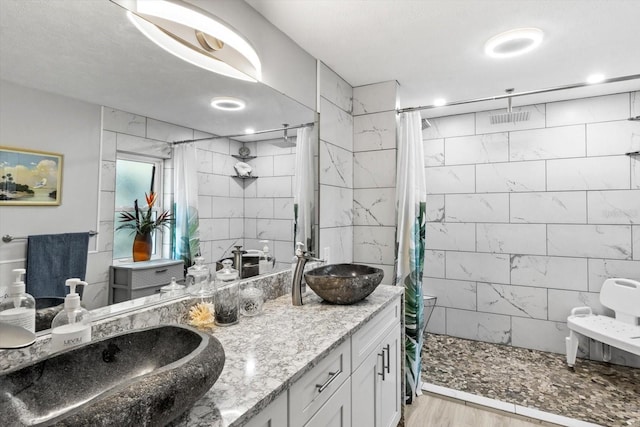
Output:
top-left (172, 121), bottom-right (316, 145)
top-left (396, 73), bottom-right (640, 114)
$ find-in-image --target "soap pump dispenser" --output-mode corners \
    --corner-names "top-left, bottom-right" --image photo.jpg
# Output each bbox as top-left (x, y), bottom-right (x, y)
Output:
top-left (0, 269), bottom-right (36, 333)
top-left (50, 278), bottom-right (91, 353)
top-left (259, 240), bottom-right (271, 274)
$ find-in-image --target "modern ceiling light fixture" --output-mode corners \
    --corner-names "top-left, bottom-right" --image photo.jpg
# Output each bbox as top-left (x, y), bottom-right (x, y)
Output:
top-left (586, 73), bottom-right (606, 84)
top-left (211, 97), bottom-right (246, 111)
top-left (112, 0), bottom-right (262, 82)
top-left (433, 98), bottom-right (447, 107)
top-left (484, 28), bottom-right (544, 58)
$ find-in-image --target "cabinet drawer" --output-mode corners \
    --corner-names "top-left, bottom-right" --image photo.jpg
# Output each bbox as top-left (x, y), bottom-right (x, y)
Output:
top-left (351, 298), bottom-right (400, 371)
top-left (113, 260), bottom-right (184, 289)
top-left (244, 391), bottom-right (288, 427)
top-left (290, 339), bottom-right (351, 427)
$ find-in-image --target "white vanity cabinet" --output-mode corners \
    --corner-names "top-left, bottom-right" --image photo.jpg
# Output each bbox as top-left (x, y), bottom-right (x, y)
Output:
top-left (243, 391), bottom-right (288, 427)
top-left (351, 299), bottom-right (402, 427)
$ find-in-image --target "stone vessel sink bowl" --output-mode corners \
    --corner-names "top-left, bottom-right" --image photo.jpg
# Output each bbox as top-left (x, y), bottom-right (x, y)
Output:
top-left (0, 324), bottom-right (225, 426)
top-left (305, 263), bottom-right (384, 304)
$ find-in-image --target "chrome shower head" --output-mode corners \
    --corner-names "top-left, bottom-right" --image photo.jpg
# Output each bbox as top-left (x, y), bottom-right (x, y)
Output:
top-left (490, 88), bottom-right (531, 125)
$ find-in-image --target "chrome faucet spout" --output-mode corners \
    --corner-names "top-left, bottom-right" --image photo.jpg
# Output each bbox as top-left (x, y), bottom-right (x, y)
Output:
top-left (292, 252), bottom-right (324, 306)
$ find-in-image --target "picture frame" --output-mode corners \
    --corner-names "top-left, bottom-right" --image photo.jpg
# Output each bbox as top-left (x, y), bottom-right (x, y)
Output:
top-left (0, 146), bottom-right (63, 206)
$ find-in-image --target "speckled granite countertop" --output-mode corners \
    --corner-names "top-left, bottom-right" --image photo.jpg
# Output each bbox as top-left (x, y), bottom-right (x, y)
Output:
top-left (172, 285), bottom-right (403, 426)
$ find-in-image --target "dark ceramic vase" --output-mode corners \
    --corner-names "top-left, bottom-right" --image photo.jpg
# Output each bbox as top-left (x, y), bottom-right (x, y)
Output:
top-left (132, 232), bottom-right (152, 262)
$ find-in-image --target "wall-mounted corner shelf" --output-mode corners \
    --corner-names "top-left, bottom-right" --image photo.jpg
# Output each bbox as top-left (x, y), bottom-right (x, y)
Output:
top-left (232, 154), bottom-right (257, 160)
top-left (231, 175), bottom-right (258, 180)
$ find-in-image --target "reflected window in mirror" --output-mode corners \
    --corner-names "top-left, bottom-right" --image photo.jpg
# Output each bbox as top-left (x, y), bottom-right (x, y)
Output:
top-left (113, 154), bottom-right (165, 261)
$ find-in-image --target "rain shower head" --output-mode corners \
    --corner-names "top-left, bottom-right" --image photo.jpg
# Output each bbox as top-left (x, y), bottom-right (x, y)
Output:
top-left (490, 88), bottom-right (531, 125)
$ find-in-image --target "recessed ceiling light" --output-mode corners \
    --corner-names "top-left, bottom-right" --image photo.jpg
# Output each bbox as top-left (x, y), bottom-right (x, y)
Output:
top-left (211, 97), bottom-right (246, 111)
top-left (484, 28), bottom-right (544, 58)
top-left (433, 98), bottom-right (447, 107)
top-left (586, 73), bottom-right (605, 84)
top-left (244, 128), bottom-right (255, 134)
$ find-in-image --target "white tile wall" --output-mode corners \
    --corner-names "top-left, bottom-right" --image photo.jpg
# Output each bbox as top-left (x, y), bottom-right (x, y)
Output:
top-left (422, 92), bottom-right (640, 367)
top-left (353, 149), bottom-right (396, 188)
top-left (352, 81), bottom-right (397, 115)
top-left (353, 187), bottom-right (395, 226)
top-left (353, 111), bottom-right (397, 152)
top-left (353, 226), bottom-right (396, 265)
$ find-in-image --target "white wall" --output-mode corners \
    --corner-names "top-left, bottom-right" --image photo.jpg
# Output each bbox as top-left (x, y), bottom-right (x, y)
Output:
top-left (423, 91), bottom-right (640, 367)
top-left (0, 80), bottom-right (101, 298)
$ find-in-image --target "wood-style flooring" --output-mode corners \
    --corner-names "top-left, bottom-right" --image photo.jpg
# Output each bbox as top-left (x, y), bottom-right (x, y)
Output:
top-left (405, 392), bottom-right (561, 427)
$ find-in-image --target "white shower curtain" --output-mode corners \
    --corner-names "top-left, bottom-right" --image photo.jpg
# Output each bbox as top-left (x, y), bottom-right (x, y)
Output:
top-left (172, 142), bottom-right (200, 267)
top-left (294, 126), bottom-right (314, 251)
top-left (395, 111), bottom-right (427, 403)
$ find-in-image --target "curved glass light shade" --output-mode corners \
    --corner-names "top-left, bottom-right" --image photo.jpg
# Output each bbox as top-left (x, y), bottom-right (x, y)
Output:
top-left (123, 0), bottom-right (262, 82)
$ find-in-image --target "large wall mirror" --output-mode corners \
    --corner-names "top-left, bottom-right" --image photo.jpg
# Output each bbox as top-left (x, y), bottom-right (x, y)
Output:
top-left (0, 1), bottom-right (318, 320)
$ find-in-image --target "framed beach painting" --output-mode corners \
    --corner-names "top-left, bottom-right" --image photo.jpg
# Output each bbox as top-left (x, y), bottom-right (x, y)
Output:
top-left (0, 146), bottom-right (63, 206)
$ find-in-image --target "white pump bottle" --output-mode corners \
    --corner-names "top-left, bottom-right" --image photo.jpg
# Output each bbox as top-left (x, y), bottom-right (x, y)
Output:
top-left (50, 278), bottom-right (91, 353)
top-left (0, 268), bottom-right (36, 333)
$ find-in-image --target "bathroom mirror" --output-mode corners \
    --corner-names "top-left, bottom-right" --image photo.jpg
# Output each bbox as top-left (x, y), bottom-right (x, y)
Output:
top-left (0, 0), bottom-right (318, 324)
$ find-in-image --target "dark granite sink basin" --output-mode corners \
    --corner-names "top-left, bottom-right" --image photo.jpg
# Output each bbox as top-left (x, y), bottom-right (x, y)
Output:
top-left (0, 324), bottom-right (224, 426)
top-left (305, 263), bottom-right (384, 304)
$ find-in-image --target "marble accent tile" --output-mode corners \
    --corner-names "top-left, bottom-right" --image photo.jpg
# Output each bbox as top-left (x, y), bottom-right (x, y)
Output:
top-left (85, 250), bottom-right (113, 285)
top-left (425, 165), bottom-right (475, 194)
top-left (509, 125), bottom-right (586, 161)
top-left (353, 111), bottom-right (397, 152)
top-left (425, 223), bottom-right (475, 251)
top-left (274, 198), bottom-right (294, 220)
top-left (353, 187), bottom-right (394, 226)
top-left (547, 156), bottom-right (630, 191)
top-left (587, 121), bottom-right (640, 156)
top-left (198, 173), bottom-right (229, 197)
top-left (476, 161), bottom-right (545, 193)
top-left (446, 251), bottom-right (510, 284)
top-left (423, 277), bottom-right (477, 310)
top-left (445, 193), bottom-right (509, 223)
top-left (425, 194), bottom-right (445, 222)
top-left (476, 104), bottom-right (545, 134)
top-left (368, 263), bottom-right (395, 286)
top-left (353, 149), bottom-right (396, 188)
top-left (423, 138), bottom-right (445, 167)
top-left (353, 226), bottom-right (396, 265)
top-left (197, 135), bottom-right (229, 155)
top-left (587, 259), bottom-right (640, 292)
top-left (100, 160), bottom-right (116, 192)
top-left (101, 130), bottom-right (117, 162)
top-left (634, 225), bottom-right (640, 260)
top-left (633, 157), bottom-right (640, 189)
top-left (102, 108), bottom-right (146, 136)
top-left (319, 62), bottom-right (352, 113)
top-left (319, 226), bottom-right (353, 264)
top-left (244, 198), bottom-right (274, 219)
top-left (510, 191), bottom-right (587, 223)
top-left (510, 255), bottom-right (588, 291)
top-left (256, 176), bottom-right (291, 198)
top-left (243, 217), bottom-right (257, 239)
top-left (255, 138), bottom-right (294, 157)
top-left (425, 306), bottom-right (446, 334)
top-left (587, 190), bottom-right (640, 224)
top-left (424, 250), bottom-right (445, 278)
top-left (445, 133), bottom-right (509, 165)
top-left (511, 317), bottom-right (571, 355)
top-left (445, 308), bottom-right (511, 344)
top-left (116, 133), bottom-right (172, 159)
top-left (352, 81), bottom-right (397, 115)
top-left (546, 93), bottom-right (629, 127)
top-left (321, 185), bottom-right (353, 227)
top-left (97, 221), bottom-right (114, 253)
top-left (196, 148), bottom-right (213, 174)
top-left (99, 191), bottom-right (115, 224)
top-left (198, 196), bottom-right (212, 218)
top-left (273, 154), bottom-right (295, 177)
top-left (319, 142), bottom-right (353, 188)
top-left (547, 224), bottom-right (632, 259)
top-left (147, 118), bottom-right (193, 142)
top-left (232, 176), bottom-right (249, 198)
top-left (81, 280), bottom-right (108, 310)
top-left (476, 223), bottom-right (547, 255)
top-left (320, 97), bottom-right (354, 152)
top-left (246, 155), bottom-right (272, 177)
top-left (256, 219), bottom-right (292, 241)
top-left (632, 91), bottom-right (640, 116)
top-left (200, 218), bottom-right (230, 240)
top-left (422, 114), bottom-right (475, 139)
top-left (477, 282), bottom-right (547, 319)
top-left (547, 289), bottom-right (605, 321)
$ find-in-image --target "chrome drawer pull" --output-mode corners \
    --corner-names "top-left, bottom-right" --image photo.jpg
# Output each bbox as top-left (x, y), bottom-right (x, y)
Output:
top-left (155, 269), bottom-right (168, 273)
top-left (384, 344), bottom-right (390, 374)
top-left (378, 352), bottom-right (385, 380)
top-left (315, 370), bottom-right (341, 393)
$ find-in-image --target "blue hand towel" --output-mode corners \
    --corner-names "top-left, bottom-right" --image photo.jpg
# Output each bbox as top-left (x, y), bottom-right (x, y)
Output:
top-left (26, 232), bottom-right (90, 298)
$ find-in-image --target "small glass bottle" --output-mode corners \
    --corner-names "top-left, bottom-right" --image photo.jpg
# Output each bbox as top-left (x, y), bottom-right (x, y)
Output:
top-left (187, 256), bottom-right (213, 302)
top-left (240, 285), bottom-right (264, 317)
top-left (160, 277), bottom-right (185, 297)
top-left (0, 269), bottom-right (36, 333)
top-left (214, 260), bottom-right (239, 326)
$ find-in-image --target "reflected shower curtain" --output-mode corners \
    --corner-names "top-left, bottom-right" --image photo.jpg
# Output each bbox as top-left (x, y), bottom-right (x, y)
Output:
top-left (172, 143), bottom-right (200, 268)
top-left (294, 126), bottom-right (314, 251)
top-left (395, 111), bottom-right (426, 403)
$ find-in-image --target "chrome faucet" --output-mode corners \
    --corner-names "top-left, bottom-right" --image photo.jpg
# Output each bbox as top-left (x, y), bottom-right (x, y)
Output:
top-left (292, 244), bottom-right (324, 306)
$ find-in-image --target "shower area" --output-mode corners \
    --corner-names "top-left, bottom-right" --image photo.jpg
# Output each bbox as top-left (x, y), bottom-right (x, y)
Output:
top-left (413, 88), bottom-right (640, 426)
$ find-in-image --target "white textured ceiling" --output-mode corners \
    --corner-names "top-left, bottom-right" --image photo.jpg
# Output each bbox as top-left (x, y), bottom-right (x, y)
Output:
top-left (247, 0), bottom-right (640, 115)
